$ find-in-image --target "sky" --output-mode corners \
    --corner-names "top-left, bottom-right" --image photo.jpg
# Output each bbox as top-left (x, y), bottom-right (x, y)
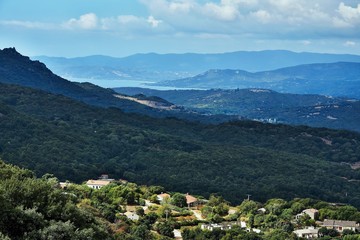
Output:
top-left (0, 0), bottom-right (360, 57)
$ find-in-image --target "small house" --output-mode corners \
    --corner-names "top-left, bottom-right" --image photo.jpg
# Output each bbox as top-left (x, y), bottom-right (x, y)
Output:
top-left (321, 219), bottom-right (358, 232)
top-left (186, 193), bottom-right (199, 208)
top-left (296, 208), bottom-right (319, 220)
top-left (124, 211), bottom-right (140, 221)
top-left (157, 193), bottom-right (170, 203)
top-left (293, 227), bottom-right (319, 239)
top-left (86, 180), bottom-right (111, 189)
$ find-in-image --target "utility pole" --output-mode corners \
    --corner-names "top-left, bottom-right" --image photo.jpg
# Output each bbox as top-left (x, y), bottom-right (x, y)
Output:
top-left (246, 194), bottom-right (251, 201)
top-left (165, 209), bottom-right (169, 221)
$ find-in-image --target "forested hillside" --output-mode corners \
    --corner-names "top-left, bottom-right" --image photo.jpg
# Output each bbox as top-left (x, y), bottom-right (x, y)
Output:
top-left (115, 87), bottom-right (360, 132)
top-left (0, 160), bottom-right (112, 239)
top-left (1, 83), bottom-right (360, 207)
top-left (2, 160), bottom-right (360, 240)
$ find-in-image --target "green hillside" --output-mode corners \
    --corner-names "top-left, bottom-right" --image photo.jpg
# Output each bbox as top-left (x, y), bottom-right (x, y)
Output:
top-left (1, 83), bottom-right (360, 207)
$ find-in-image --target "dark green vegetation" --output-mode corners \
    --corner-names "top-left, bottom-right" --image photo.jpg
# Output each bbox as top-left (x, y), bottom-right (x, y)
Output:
top-left (35, 50), bottom-right (360, 81)
top-left (1, 160), bottom-right (360, 240)
top-left (115, 87), bottom-right (360, 132)
top-left (152, 63), bottom-right (360, 99)
top-left (1, 82), bottom-right (360, 207)
top-left (0, 160), bottom-right (112, 239)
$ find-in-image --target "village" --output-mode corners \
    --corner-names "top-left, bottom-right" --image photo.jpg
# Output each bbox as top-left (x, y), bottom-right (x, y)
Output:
top-left (60, 175), bottom-right (360, 239)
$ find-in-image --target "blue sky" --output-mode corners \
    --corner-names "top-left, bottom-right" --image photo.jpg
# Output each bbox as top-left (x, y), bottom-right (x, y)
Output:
top-left (1, 0), bottom-right (360, 57)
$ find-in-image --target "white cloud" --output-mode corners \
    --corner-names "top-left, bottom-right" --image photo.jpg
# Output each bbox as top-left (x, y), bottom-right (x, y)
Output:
top-left (64, 13), bottom-right (98, 30)
top-left (335, 2), bottom-right (360, 28)
top-left (2, 1), bottom-right (360, 44)
top-left (338, 2), bottom-right (360, 21)
top-left (251, 10), bottom-right (272, 23)
top-left (147, 15), bottom-right (162, 27)
top-left (203, 2), bottom-right (239, 21)
top-left (138, 0), bottom-right (360, 40)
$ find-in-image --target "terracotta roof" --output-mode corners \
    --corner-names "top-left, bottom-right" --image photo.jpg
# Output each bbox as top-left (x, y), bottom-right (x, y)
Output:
top-left (322, 219), bottom-right (357, 228)
top-left (157, 193), bottom-right (170, 198)
top-left (186, 193), bottom-right (198, 204)
top-left (303, 208), bottom-right (319, 213)
top-left (86, 180), bottom-right (111, 186)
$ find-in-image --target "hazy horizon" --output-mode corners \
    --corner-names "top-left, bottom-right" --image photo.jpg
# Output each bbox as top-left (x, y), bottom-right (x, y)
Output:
top-left (1, 0), bottom-right (360, 57)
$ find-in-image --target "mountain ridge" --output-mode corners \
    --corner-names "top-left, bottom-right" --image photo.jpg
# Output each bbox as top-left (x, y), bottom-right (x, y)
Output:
top-left (33, 50), bottom-right (360, 81)
top-left (0, 47), bottom-right (237, 124)
top-left (152, 62), bottom-right (360, 99)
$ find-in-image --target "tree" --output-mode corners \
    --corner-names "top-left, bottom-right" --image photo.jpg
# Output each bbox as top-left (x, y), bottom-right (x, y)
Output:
top-left (238, 200), bottom-right (259, 216)
top-left (130, 224), bottom-right (152, 240)
top-left (171, 193), bottom-right (187, 208)
top-left (155, 221), bottom-right (174, 238)
top-left (135, 207), bottom-right (145, 217)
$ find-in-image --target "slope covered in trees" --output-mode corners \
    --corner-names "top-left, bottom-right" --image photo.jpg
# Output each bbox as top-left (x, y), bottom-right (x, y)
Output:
top-left (115, 87), bottom-right (360, 132)
top-left (0, 160), bottom-right (112, 239)
top-left (1, 82), bottom-right (360, 207)
top-left (1, 159), bottom-right (360, 240)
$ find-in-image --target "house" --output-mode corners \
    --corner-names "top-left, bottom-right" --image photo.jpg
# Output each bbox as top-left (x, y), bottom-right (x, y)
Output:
top-left (321, 219), bottom-right (358, 232)
top-left (98, 174), bottom-right (115, 181)
top-left (124, 211), bottom-right (139, 221)
top-left (296, 209), bottom-right (319, 220)
top-left (86, 180), bottom-right (111, 189)
top-left (173, 229), bottom-right (182, 239)
top-left (59, 182), bottom-right (71, 189)
top-left (293, 227), bottom-right (319, 239)
top-left (186, 193), bottom-right (199, 208)
top-left (157, 193), bottom-right (170, 203)
top-left (201, 222), bottom-right (242, 231)
top-left (303, 209), bottom-right (319, 220)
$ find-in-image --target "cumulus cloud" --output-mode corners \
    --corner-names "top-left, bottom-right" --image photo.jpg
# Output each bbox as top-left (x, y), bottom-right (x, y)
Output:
top-left (63, 13), bottom-right (98, 30)
top-left (2, 1), bottom-right (360, 42)
top-left (203, 2), bottom-right (239, 21)
top-left (138, 0), bottom-right (360, 40)
top-left (338, 2), bottom-right (360, 21)
top-left (147, 15), bottom-right (162, 27)
top-left (335, 2), bottom-right (360, 28)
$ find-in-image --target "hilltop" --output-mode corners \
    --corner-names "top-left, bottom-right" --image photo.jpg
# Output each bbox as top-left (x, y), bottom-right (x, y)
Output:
top-left (152, 62), bottom-right (360, 99)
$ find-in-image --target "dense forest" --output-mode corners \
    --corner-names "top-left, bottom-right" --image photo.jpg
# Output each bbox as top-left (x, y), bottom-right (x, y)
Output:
top-left (1, 82), bottom-right (360, 207)
top-left (1, 160), bottom-right (360, 240)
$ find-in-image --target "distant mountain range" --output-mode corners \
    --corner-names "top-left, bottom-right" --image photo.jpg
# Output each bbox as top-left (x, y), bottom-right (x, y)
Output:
top-left (0, 48), bottom-right (236, 124)
top-left (152, 62), bottom-right (360, 99)
top-left (114, 87), bottom-right (360, 132)
top-left (34, 50), bottom-right (360, 81)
